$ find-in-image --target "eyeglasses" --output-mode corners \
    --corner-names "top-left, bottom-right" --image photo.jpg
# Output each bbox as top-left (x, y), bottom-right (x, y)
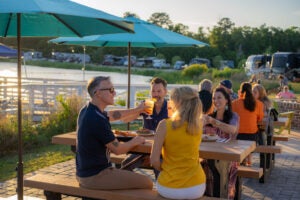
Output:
top-left (94, 87), bottom-right (115, 94)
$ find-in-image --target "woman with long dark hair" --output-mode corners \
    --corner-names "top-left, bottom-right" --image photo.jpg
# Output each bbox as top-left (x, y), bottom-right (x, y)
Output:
top-left (232, 82), bottom-right (264, 166)
top-left (203, 87), bottom-right (239, 199)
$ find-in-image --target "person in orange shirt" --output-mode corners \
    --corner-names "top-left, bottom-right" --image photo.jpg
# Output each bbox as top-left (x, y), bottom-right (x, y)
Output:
top-left (232, 82), bottom-right (264, 166)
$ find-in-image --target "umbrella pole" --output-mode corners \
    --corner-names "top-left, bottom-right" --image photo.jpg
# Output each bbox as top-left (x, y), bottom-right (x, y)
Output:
top-left (127, 42), bottom-right (131, 130)
top-left (17, 13), bottom-right (24, 200)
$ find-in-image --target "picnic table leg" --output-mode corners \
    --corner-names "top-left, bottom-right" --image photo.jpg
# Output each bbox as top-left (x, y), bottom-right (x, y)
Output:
top-left (271, 140), bottom-right (277, 169)
top-left (71, 145), bottom-right (76, 153)
top-left (234, 176), bottom-right (242, 200)
top-left (259, 153), bottom-right (267, 183)
top-left (44, 191), bottom-right (61, 200)
top-left (206, 160), bottom-right (232, 198)
top-left (266, 135), bottom-right (273, 170)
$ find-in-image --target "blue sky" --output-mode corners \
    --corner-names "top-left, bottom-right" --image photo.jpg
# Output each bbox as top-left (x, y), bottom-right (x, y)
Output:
top-left (74, 0), bottom-right (300, 33)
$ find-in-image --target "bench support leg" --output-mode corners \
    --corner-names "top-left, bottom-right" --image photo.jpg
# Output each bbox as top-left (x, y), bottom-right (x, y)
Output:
top-left (271, 140), bottom-right (276, 169)
top-left (234, 176), bottom-right (242, 200)
top-left (44, 191), bottom-right (61, 200)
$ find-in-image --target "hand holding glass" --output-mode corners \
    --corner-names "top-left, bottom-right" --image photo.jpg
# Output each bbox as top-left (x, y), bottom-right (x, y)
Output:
top-left (144, 99), bottom-right (155, 119)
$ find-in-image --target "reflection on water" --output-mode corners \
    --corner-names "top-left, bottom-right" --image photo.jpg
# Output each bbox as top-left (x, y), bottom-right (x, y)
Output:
top-left (0, 62), bottom-right (152, 84)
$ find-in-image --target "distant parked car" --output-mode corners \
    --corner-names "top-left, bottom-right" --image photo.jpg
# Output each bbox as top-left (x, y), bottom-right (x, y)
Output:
top-left (220, 60), bottom-right (234, 70)
top-left (135, 59), bottom-right (146, 67)
top-left (123, 55), bottom-right (137, 66)
top-left (153, 59), bottom-right (170, 69)
top-left (113, 57), bottom-right (125, 66)
top-left (102, 58), bottom-right (114, 65)
top-left (173, 61), bottom-right (185, 70)
top-left (189, 58), bottom-right (211, 67)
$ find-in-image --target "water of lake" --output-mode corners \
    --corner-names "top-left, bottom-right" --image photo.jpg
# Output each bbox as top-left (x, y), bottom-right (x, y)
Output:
top-left (0, 62), bottom-right (152, 84)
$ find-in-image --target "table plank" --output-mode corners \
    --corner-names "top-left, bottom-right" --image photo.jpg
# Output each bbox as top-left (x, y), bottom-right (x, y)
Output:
top-left (52, 132), bottom-right (255, 163)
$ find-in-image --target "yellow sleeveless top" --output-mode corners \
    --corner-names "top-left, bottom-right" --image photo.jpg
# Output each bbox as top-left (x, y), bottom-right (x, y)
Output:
top-left (157, 119), bottom-right (206, 188)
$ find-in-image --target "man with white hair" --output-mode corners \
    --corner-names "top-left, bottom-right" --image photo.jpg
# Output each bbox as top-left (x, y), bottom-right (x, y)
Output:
top-left (76, 76), bottom-right (153, 190)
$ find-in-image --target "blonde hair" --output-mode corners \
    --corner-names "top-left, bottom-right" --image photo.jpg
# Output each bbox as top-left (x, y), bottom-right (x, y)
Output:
top-left (170, 86), bottom-right (202, 135)
top-left (252, 84), bottom-right (272, 109)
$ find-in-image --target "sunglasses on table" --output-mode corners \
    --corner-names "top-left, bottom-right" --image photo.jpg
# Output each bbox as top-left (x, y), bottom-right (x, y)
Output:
top-left (94, 87), bottom-right (115, 94)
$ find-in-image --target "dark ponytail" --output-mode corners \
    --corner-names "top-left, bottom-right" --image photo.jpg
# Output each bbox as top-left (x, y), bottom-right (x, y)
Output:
top-left (241, 82), bottom-right (256, 111)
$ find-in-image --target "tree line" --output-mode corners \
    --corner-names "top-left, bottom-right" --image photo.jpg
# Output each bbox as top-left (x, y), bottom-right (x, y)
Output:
top-left (1, 12), bottom-right (299, 68)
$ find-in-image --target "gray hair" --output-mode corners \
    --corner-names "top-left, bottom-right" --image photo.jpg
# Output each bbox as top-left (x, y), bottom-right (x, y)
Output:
top-left (87, 76), bottom-right (110, 98)
top-left (199, 79), bottom-right (213, 92)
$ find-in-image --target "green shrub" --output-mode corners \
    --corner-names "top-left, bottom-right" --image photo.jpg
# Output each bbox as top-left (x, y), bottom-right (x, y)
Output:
top-left (211, 67), bottom-right (244, 79)
top-left (0, 94), bottom-right (86, 157)
top-left (37, 94), bottom-right (85, 138)
top-left (0, 115), bottom-right (18, 156)
top-left (182, 64), bottom-right (208, 78)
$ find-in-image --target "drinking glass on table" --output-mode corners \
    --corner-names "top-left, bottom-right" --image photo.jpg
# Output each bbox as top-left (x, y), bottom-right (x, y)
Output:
top-left (144, 98), bottom-right (155, 119)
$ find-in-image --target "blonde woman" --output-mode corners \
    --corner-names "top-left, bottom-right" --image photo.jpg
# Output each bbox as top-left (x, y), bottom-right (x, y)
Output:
top-left (150, 86), bottom-right (206, 199)
top-left (252, 84), bottom-right (272, 115)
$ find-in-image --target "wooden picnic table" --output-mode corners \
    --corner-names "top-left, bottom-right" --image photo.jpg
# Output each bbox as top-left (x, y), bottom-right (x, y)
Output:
top-left (52, 131), bottom-right (255, 199)
top-left (52, 131), bottom-right (255, 162)
top-left (259, 117), bottom-right (288, 128)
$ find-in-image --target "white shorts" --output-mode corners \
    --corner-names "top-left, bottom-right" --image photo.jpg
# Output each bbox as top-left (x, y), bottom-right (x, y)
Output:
top-left (156, 182), bottom-right (206, 199)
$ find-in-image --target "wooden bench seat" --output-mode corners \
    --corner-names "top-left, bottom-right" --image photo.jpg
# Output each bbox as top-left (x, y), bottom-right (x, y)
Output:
top-left (24, 174), bottom-right (224, 200)
top-left (253, 145), bottom-right (282, 154)
top-left (237, 166), bottom-right (263, 179)
top-left (253, 145), bottom-right (282, 183)
top-left (273, 135), bottom-right (289, 142)
top-left (235, 166), bottom-right (263, 199)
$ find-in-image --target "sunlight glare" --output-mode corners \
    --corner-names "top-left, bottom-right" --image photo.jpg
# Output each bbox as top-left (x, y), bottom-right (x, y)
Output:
top-left (0, 70), bottom-right (16, 77)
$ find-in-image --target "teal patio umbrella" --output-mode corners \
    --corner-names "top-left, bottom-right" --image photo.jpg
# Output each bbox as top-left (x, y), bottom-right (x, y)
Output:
top-left (50, 16), bottom-right (209, 114)
top-left (0, 1), bottom-right (134, 199)
top-left (50, 16), bottom-right (208, 48)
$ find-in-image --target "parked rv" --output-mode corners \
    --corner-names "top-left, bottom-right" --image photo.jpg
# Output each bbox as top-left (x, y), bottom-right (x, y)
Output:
top-left (244, 55), bottom-right (271, 76)
top-left (270, 52), bottom-right (300, 81)
top-left (189, 58), bottom-right (211, 67)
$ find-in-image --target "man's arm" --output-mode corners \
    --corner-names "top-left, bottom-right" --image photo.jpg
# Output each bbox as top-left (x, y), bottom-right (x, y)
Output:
top-left (108, 102), bottom-right (148, 122)
top-left (106, 136), bottom-right (145, 155)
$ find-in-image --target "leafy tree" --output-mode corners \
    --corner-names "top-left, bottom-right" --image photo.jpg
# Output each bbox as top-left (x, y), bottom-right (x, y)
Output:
top-left (148, 12), bottom-right (173, 29)
top-left (193, 27), bottom-right (209, 43)
top-left (123, 12), bottom-right (140, 18)
top-left (209, 17), bottom-right (235, 52)
top-left (169, 23), bottom-right (189, 35)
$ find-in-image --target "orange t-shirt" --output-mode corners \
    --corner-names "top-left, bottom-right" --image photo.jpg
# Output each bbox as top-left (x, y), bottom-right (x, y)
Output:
top-left (232, 98), bottom-right (264, 134)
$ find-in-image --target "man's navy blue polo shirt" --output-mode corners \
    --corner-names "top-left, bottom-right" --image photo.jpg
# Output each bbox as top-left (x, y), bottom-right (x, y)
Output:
top-left (76, 102), bottom-right (115, 177)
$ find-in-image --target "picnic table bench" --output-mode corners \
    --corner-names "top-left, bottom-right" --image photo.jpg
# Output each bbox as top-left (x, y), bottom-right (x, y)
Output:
top-left (24, 174), bottom-right (225, 200)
